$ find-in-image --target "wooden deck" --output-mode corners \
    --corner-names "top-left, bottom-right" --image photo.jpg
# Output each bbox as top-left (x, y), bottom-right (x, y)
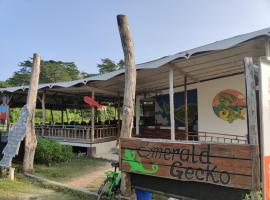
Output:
top-left (35, 124), bottom-right (119, 144)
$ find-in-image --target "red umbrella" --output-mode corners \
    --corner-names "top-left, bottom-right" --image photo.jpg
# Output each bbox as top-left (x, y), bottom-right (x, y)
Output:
top-left (83, 96), bottom-right (102, 109)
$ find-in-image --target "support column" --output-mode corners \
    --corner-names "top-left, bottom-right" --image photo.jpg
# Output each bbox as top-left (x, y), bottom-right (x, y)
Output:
top-left (6, 94), bottom-right (11, 132)
top-left (169, 67), bottom-right (175, 141)
top-left (135, 95), bottom-right (141, 136)
top-left (244, 57), bottom-right (260, 196)
top-left (265, 38), bottom-right (270, 57)
top-left (50, 109), bottom-right (54, 124)
top-left (184, 76), bottom-right (189, 140)
top-left (91, 90), bottom-right (95, 142)
top-left (41, 92), bottom-right (46, 125)
top-left (65, 109), bottom-right (69, 123)
top-left (117, 93), bottom-right (121, 134)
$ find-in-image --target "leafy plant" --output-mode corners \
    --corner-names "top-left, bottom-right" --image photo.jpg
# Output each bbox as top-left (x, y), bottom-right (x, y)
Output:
top-left (35, 138), bottom-right (73, 165)
top-left (243, 190), bottom-right (262, 200)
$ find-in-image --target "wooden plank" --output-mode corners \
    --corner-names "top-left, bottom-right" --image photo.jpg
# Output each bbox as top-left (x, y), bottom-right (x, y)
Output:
top-left (121, 150), bottom-right (252, 175)
top-left (121, 162), bottom-right (252, 189)
top-left (244, 57), bottom-right (261, 191)
top-left (184, 76), bottom-right (188, 139)
top-left (120, 138), bottom-right (254, 189)
top-left (169, 67), bottom-right (175, 140)
top-left (120, 138), bottom-right (253, 159)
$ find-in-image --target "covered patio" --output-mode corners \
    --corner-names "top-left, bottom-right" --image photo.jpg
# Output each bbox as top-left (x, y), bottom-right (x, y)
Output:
top-left (0, 27), bottom-right (269, 146)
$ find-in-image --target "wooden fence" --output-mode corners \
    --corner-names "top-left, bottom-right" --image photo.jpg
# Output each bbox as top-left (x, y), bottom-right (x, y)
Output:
top-left (35, 124), bottom-right (119, 143)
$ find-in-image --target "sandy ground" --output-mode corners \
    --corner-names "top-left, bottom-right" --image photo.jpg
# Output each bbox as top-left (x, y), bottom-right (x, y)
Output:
top-left (66, 162), bottom-right (112, 191)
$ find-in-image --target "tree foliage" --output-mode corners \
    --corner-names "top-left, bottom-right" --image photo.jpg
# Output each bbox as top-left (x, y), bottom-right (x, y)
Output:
top-left (97, 58), bottom-right (124, 74)
top-left (7, 59), bottom-right (87, 86)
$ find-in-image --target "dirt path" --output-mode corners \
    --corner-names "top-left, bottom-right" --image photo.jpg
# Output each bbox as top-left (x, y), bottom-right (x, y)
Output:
top-left (66, 162), bottom-right (112, 190)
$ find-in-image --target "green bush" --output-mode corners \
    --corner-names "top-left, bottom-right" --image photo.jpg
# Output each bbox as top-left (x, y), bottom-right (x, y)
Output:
top-left (35, 138), bottom-right (73, 165)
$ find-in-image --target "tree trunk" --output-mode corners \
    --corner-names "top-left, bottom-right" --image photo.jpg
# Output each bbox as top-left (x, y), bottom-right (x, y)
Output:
top-left (117, 15), bottom-right (136, 198)
top-left (23, 53), bottom-right (41, 173)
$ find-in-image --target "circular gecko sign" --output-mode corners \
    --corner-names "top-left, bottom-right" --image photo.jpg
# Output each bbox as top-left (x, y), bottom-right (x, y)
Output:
top-left (212, 89), bottom-right (246, 123)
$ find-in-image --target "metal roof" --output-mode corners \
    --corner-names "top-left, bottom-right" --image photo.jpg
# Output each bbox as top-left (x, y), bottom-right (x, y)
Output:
top-left (1, 27), bottom-right (270, 97)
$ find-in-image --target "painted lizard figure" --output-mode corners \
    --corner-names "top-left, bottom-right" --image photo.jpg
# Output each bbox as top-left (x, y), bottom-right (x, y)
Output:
top-left (123, 149), bottom-right (158, 174)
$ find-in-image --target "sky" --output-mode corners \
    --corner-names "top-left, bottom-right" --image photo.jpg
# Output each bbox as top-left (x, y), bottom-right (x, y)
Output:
top-left (0, 0), bottom-right (270, 81)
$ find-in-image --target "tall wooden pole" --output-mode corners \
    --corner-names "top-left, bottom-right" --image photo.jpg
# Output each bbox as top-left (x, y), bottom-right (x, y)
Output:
top-left (169, 67), bottom-right (175, 140)
top-left (91, 90), bottom-right (95, 141)
top-left (50, 109), bottom-right (54, 124)
top-left (244, 57), bottom-right (260, 198)
top-left (23, 53), bottom-right (41, 173)
top-left (41, 92), bottom-right (46, 125)
top-left (135, 95), bottom-right (141, 136)
top-left (117, 14), bottom-right (136, 198)
top-left (184, 76), bottom-right (189, 140)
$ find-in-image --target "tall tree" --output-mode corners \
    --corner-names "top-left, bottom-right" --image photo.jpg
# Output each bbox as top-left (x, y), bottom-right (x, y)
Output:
top-left (7, 59), bottom-right (87, 86)
top-left (97, 58), bottom-right (124, 74)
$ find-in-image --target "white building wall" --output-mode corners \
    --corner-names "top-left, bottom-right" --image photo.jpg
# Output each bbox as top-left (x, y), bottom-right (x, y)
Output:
top-left (197, 74), bottom-right (247, 136)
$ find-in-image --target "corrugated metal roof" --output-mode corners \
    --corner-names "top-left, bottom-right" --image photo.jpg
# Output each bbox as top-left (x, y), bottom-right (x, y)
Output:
top-left (1, 27), bottom-right (270, 93)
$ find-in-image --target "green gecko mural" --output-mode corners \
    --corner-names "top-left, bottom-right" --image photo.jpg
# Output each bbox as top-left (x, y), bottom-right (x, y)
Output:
top-left (123, 149), bottom-right (158, 174)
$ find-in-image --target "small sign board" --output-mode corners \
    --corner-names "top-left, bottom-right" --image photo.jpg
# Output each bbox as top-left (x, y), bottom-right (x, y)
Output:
top-left (120, 138), bottom-right (254, 190)
top-left (259, 56), bottom-right (270, 200)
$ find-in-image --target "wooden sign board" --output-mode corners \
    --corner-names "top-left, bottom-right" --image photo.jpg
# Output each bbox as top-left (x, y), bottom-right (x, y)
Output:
top-left (259, 56), bottom-right (270, 200)
top-left (120, 138), bottom-right (254, 190)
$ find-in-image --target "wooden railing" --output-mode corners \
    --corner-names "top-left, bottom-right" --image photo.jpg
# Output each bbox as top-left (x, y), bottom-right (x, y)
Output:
top-left (135, 128), bottom-right (248, 144)
top-left (35, 124), bottom-right (119, 143)
top-left (189, 131), bottom-right (248, 144)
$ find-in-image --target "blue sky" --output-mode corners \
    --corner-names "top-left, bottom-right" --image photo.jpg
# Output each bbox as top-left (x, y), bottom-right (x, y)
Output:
top-left (0, 0), bottom-right (270, 81)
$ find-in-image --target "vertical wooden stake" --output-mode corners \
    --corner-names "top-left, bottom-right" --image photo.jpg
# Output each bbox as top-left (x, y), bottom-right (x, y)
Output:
top-left (117, 14), bottom-right (136, 198)
top-left (41, 92), bottom-right (46, 125)
top-left (169, 67), bottom-right (175, 140)
top-left (65, 109), bottom-right (69, 123)
top-left (23, 53), bottom-right (41, 173)
top-left (91, 90), bottom-right (95, 142)
top-left (50, 109), bottom-right (54, 124)
top-left (184, 76), bottom-right (189, 140)
top-left (135, 95), bottom-right (141, 136)
top-left (244, 57), bottom-right (260, 196)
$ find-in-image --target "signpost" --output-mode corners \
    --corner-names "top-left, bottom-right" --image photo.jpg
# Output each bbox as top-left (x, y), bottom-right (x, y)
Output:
top-left (259, 56), bottom-right (270, 200)
top-left (120, 138), bottom-right (254, 190)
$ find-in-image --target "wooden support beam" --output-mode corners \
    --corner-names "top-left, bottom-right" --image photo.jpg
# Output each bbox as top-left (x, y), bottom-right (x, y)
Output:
top-left (169, 67), bottom-right (175, 141)
top-left (91, 90), bottom-right (95, 142)
top-left (169, 63), bottom-right (199, 82)
top-left (41, 92), bottom-right (46, 125)
top-left (265, 38), bottom-right (270, 57)
top-left (135, 95), bottom-right (141, 136)
top-left (184, 76), bottom-right (189, 140)
top-left (65, 109), bottom-right (69, 123)
top-left (244, 57), bottom-right (260, 194)
top-left (23, 53), bottom-right (41, 173)
top-left (117, 14), bottom-right (136, 199)
top-left (50, 109), bottom-right (54, 124)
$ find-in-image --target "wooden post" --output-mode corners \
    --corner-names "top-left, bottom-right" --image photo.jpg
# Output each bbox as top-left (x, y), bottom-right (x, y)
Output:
top-left (6, 94), bottom-right (11, 132)
top-left (41, 92), bottom-right (46, 125)
top-left (117, 94), bottom-right (121, 125)
top-left (50, 109), bottom-right (54, 124)
top-left (244, 57), bottom-right (260, 196)
top-left (184, 76), bottom-right (189, 140)
top-left (135, 95), bottom-right (141, 136)
top-left (265, 38), bottom-right (270, 57)
top-left (169, 67), bottom-right (175, 140)
top-left (65, 109), bottom-right (69, 123)
top-left (91, 90), bottom-right (95, 142)
top-left (80, 108), bottom-right (83, 123)
top-left (117, 14), bottom-right (136, 198)
top-left (23, 53), bottom-right (41, 173)
top-left (61, 109), bottom-right (64, 124)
